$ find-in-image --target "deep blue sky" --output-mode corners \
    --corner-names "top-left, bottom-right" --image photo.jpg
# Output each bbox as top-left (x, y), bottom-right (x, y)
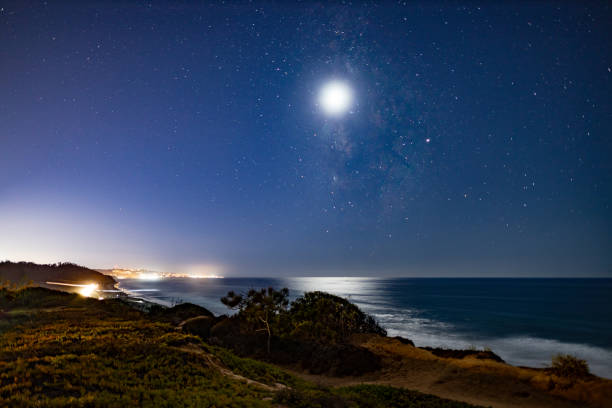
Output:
top-left (1, 1), bottom-right (610, 276)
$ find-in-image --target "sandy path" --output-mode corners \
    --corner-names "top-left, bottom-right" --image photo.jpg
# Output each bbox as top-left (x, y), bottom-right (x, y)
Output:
top-left (177, 344), bottom-right (287, 392)
top-left (283, 336), bottom-right (609, 408)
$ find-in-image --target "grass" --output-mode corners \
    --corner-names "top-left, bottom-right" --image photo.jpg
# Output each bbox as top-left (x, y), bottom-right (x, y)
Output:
top-left (0, 291), bottom-right (273, 407)
top-left (275, 384), bottom-right (484, 408)
top-left (202, 343), bottom-right (300, 387)
top-left (0, 287), bottom-right (484, 407)
top-left (337, 384), bottom-right (486, 407)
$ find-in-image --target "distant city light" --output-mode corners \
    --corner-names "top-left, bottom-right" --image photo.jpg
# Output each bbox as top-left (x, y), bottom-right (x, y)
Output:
top-left (106, 268), bottom-right (224, 280)
top-left (137, 273), bottom-right (161, 281)
top-left (186, 274), bottom-right (224, 279)
top-left (78, 283), bottom-right (99, 297)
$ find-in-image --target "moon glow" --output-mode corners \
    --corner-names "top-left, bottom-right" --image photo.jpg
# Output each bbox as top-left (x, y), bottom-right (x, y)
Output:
top-left (319, 81), bottom-right (353, 116)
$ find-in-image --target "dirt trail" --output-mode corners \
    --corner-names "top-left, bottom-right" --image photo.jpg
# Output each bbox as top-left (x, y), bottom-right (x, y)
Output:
top-left (177, 344), bottom-right (287, 392)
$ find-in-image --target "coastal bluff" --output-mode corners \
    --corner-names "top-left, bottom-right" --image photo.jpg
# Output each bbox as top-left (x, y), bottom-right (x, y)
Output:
top-left (0, 261), bottom-right (116, 290)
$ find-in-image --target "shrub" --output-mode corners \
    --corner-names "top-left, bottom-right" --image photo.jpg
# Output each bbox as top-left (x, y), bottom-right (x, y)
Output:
top-left (221, 287), bottom-right (289, 354)
top-left (551, 354), bottom-right (590, 380)
top-left (150, 302), bottom-right (214, 325)
top-left (286, 291), bottom-right (386, 343)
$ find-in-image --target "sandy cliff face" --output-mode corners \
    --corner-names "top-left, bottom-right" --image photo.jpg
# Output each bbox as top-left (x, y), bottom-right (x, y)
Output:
top-left (288, 334), bottom-right (612, 408)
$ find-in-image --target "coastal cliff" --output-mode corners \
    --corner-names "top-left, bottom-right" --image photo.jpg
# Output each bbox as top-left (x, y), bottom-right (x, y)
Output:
top-left (0, 261), bottom-right (116, 290)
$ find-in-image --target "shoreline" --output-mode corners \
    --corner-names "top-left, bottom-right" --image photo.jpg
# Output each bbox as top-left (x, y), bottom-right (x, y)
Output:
top-left (3, 284), bottom-right (611, 407)
top-left (112, 280), bottom-right (172, 309)
top-left (114, 276), bottom-right (612, 379)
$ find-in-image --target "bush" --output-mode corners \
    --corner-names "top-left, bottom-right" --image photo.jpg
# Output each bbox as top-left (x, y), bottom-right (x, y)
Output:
top-left (286, 291), bottom-right (386, 343)
top-left (551, 354), bottom-right (590, 380)
top-left (221, 287), bottom-right (289, 354)
top-left (149, 302), bottom-right (215, 325)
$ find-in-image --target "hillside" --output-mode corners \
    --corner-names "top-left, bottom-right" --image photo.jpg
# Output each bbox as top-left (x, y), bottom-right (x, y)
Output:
top-left (0, 261), bottom-right (116, 290)
top-left (2, 285), bottom-right (610, 407)
top-left (0, 287), bottom-right (483, 407)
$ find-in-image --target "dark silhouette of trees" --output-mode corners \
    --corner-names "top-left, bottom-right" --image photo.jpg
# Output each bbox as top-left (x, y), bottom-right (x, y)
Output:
top-left (221, 287), bottom-right (387, 354)
top-left (221, 287), bottom-right (289, 354)
top-left (0, 261), bottom-right (115, 289)
top-left (287, 291), bottom-right (387, 343)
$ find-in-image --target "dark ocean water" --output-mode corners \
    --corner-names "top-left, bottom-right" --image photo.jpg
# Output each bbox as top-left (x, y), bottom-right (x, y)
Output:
top-left (118, 277), bottom-right (612, 378)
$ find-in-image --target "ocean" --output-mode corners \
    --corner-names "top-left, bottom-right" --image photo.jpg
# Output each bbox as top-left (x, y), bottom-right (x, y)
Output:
top-left (118, 277), bottom-right (612, 378)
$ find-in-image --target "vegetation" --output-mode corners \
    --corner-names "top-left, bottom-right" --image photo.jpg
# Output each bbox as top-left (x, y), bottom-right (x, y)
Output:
top-left (0, 261), bottom-right (116, 289)
top-left (219, 288), bottom-right (386, 349)
top-left (214, 288), bottom-right (388, 376)
top-left (286, 291), bottom-right (387, 343)
top-left (0, 286), bottom-right (484, 407)
top-left (275, 384), bottom-right (483, 408)
top-left (0, 278), bottom-right (34, 291)
top-left (202, 343), bottom-right (300, 388)
top-left (550, 354), bottom-right (591, 380)
top-left (0, 286), bottom-right (87, 335)
top-left (149, 302), bottom-right (214, 325)
top-left (221, 287), bottom-right (289, 354)
top-left (421, 346), bottom-right (504, 363)
top-left (0, 288), bottom-right (276, 406)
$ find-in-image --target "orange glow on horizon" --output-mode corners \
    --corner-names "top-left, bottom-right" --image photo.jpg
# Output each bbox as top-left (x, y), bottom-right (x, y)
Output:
top-left (105, 266), bottom-right (224, 280)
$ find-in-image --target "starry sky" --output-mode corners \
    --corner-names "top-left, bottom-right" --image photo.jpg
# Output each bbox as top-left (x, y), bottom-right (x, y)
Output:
top-left (1, 1), bottom-right (611, 277)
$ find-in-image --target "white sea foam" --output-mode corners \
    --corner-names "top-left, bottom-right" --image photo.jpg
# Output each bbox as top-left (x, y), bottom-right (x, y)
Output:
top-left (119, 277), bottom-right (612, 379)
top-left (385, 324), bottom-right (612, 379)
top-left (293, 281), bottom-right (612, 378)
top-left (358, 298), bottom-right (612, 378)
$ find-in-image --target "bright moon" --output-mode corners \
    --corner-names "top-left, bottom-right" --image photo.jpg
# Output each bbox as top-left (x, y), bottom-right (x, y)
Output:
top-left (319, 81), bottom-right (353, 116)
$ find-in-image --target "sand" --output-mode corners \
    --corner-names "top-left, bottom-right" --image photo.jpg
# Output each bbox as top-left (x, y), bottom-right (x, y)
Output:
top-left (285, 335), bottom-right (612, 408)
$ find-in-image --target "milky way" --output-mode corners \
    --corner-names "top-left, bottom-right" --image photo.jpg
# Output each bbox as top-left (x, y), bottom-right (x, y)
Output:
top-left (0, 2), bottom-right (610, 276)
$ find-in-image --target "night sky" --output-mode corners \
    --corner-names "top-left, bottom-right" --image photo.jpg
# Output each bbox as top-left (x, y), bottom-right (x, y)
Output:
top-left (1, 1), bottom-right (611, 277)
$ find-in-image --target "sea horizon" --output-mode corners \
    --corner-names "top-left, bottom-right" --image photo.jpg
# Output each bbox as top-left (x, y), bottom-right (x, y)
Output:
top-left (105, 272), bottom-right (612, 279)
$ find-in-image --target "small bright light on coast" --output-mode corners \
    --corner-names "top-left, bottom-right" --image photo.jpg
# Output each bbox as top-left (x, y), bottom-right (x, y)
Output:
top-left (78, 283), bottom-right (98, 297)
top-left (319, 81), bottom-right (353, 116)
